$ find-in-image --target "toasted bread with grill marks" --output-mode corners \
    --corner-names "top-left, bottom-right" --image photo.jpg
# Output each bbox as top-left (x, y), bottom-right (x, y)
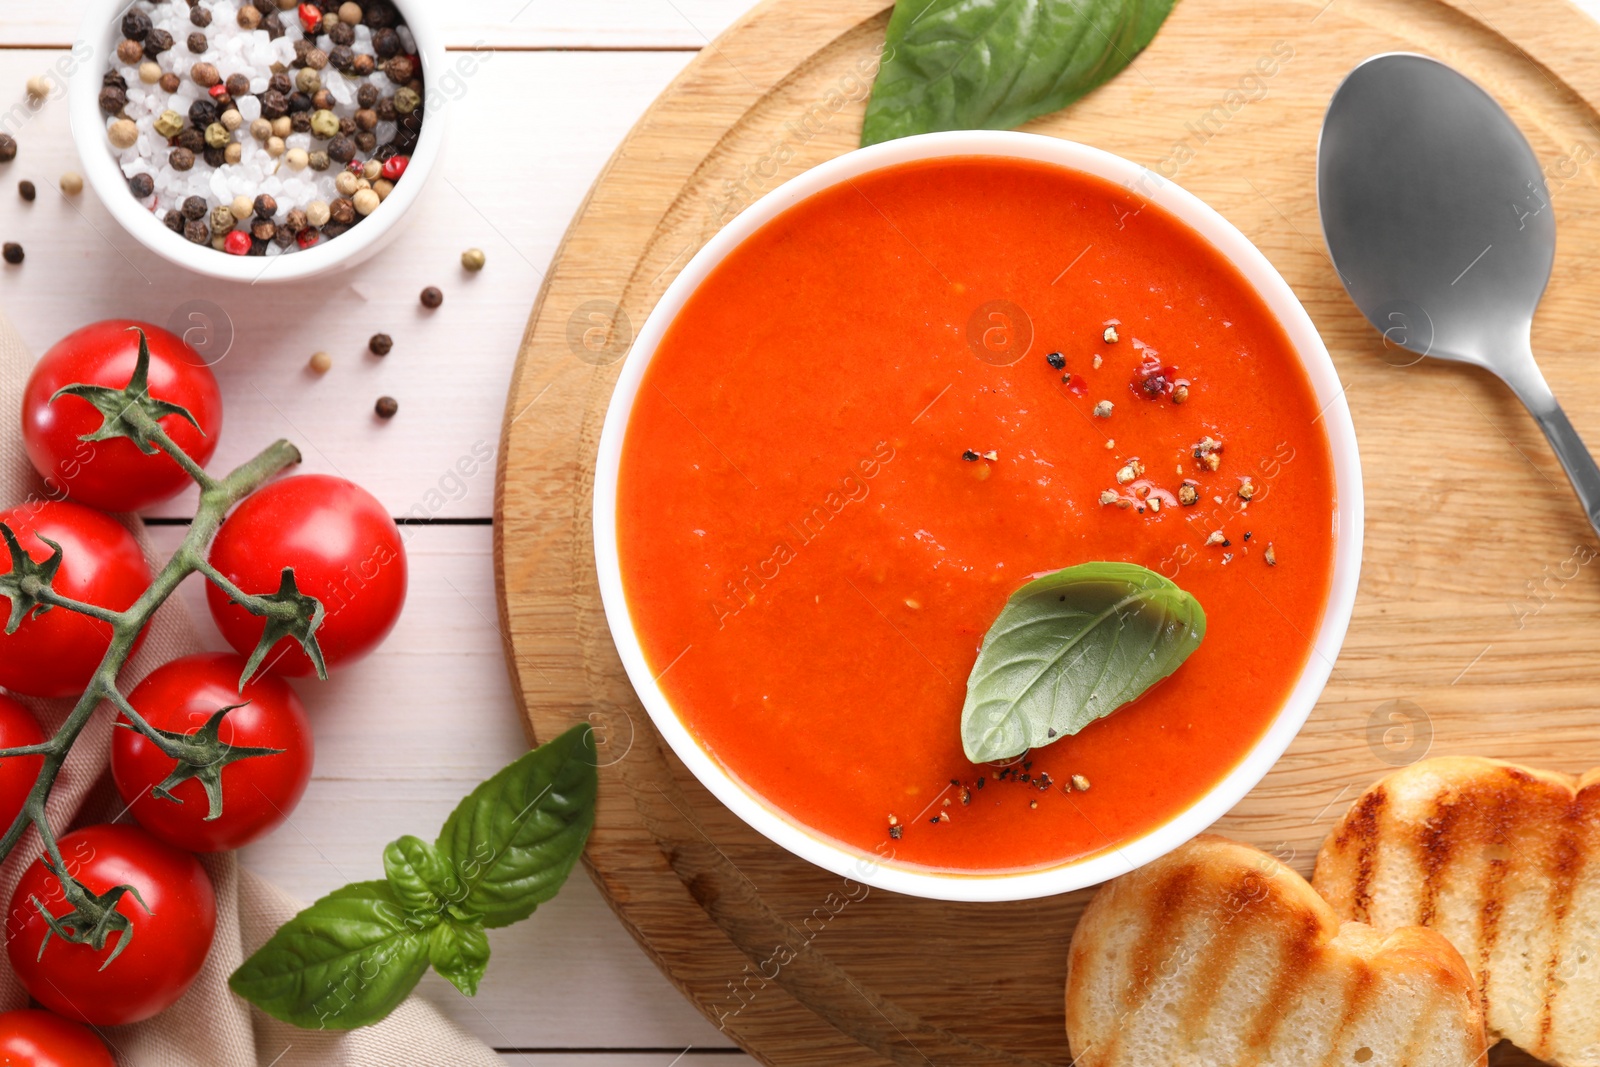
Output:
top-left (1315, 756), bottom-right (1600, 1066)
top-left (1066, 835), bottom-right (1486, 1067)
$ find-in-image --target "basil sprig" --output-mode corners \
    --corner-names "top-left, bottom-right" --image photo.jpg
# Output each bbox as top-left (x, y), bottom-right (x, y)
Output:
top-left (961, 562), bottom-right (1205, 763)
top-left (230, 723), bottom-right (597, 1029)
top-left (862, 0), bottom-right (1178, 147)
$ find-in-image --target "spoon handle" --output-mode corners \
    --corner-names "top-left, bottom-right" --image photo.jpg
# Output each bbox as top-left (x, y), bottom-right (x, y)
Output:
top-left (1532, 404), bottom-right (1600, 538)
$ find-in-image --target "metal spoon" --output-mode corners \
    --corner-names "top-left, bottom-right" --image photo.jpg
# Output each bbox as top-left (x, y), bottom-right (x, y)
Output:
top-left (1318, 52), bottom-right (1600, 537)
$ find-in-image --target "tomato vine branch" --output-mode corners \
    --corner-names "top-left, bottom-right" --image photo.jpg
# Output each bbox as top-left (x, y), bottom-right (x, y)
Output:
top-left (0, 329), bottom-right (326, 958)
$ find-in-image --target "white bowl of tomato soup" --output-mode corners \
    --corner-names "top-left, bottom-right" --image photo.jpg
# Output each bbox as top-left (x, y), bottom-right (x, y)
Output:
top-left (593, 131), bottom-right (1362, 902)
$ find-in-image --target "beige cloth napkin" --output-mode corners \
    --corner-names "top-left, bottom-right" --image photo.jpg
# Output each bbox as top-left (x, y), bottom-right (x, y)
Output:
top-left (0, 312), bottom-right (504, 1067)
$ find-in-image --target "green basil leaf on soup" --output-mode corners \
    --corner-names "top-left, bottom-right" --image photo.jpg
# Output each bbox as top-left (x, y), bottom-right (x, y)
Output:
top-left (961, 562), bottom-right (1205, 763)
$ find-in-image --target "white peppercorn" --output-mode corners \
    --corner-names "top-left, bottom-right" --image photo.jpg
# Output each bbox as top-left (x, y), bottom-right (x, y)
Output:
top-left (306, 200), bottom-right (330, 227)
top-left (352, 188), bottom-right (380, 216)
top-left (107, 119), bottom-right (139, 149)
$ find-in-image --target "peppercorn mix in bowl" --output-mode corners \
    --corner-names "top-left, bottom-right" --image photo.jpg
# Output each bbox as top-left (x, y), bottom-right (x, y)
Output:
top-left (72, 0), bottom-right (444, 282)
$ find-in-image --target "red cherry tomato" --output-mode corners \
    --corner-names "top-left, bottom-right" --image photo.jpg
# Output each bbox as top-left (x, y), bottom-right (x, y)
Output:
top-left (0, 1009), bottom-right (115, 1067)
top-left (6, 824), bottom-right (216, 1026)
top-left (206, 474), bottom-right (406, 677)
top-left (0, 695), bottom-right (43, 833)
top-left (22, 320), bottom-right (223, 512)
top-left (0, 502), bottom-right (151, 698)
top-left (112, 653), bottom-right (313, 852)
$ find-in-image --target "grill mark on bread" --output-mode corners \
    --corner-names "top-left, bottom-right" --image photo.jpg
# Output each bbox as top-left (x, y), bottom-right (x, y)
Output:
top-left (1538, 801), bottom-right (1585, 1052)
top-left (1105, 862), bottom-right (1195, 1062)
top-left (1342, 786), bottom-right (1388, 922)
top-left (1239, 905), bottom-right (1323, 1061)
top-left (1175, 871), bottom-right (1258, 1044)
top-left (1334, 958), bottom-right (1379, 1051)
top-left (1417, 797), bottom-right (1464, 927)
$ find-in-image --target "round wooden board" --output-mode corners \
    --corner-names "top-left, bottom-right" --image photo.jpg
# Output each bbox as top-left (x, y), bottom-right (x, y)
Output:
top-left (495, 1), bottom-right (1600, 1062)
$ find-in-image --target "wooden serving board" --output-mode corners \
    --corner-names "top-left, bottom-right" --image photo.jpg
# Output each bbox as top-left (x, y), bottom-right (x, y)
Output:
top-left (494, 1), bottom-right (1600, 1062)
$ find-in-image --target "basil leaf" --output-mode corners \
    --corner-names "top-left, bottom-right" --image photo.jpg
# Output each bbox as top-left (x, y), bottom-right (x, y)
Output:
top-left (383, 835), bottom-right (462, 919)
top-left (436, 722), bottom-right (596, 929)
top-left (229, 881), bottom-right (432, 1030)
top-left (861, 0), bottom-right (1177, 146)
top-left (428, 921), bottom-right (491, 998)
top-left (961, 562), bottom-right (1204, 763)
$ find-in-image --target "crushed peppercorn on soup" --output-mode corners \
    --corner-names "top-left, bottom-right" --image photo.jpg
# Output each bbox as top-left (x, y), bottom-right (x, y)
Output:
top-left (614, 156), bottom-right (1336, 874)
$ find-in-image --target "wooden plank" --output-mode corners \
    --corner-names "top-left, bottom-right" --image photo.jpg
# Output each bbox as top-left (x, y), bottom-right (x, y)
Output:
top-left (0, 48), bottom-right (691, 520)
top-left (143, 523), bottom-right (736, 1051)
top-left (499, 1056), bottom-right (754, 1066)
top-left (495, 0), bottom-right (1600, 1062)
top-left (0, 1), bottom-right (753, 49)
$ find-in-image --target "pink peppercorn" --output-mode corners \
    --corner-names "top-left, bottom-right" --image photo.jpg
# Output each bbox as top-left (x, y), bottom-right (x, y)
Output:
top-left (381, 155), bottom-right (409, 181)
top-left (298, 4), bottom-right (322, 33)
top-left (224, 231), bottom-right (251, 255)
top-left (295, 228), bottom-right (320, 249)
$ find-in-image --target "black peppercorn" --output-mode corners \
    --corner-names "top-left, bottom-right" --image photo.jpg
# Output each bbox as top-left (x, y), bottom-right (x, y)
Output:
top-left (372, 27), bottom-right (400, 57)
top-left (170, 147), bottom-right (196, 171)
top-left (175, 127), bottom-right (205, 152)
top-left (355, 131), bottom-right (376, 153)
top-left (188, 98), bottom-right (219, 128)
top-left (144, 28), bottom-right (174, 55)
top-left (251, 219), bottom-right (276, 242)
top-left (374, 143), bottom-right (397, 162)
top-left (249, 237), bottom-right (269, 257)
top-left (2, 243), bottom-right (23, 265)
top-left (164, 209), bottom-right (185, 234)
top-left (374, 97), bottom-right (396, 122)
top-left (17, 181), bottom-right (33, 202)
top-left (201, 146), bottom-right (226, 168)
top-left (374, 396), bottom-right (398, 419)
top-left (253, 194), bottom-right (277, 219)
top-left (385, 56), bottom-right (415, 85)
top-left (129, 173), bottom-right (154, 199)
top-left (268, 71), bottom-right (292, 95)
top-left (338, 116), bottom-right (356, 137)
top-left (321, 221), bottom-right (350, 239)
top-left (287, 91), bottom-right (313, 114)
top-left (273, 227), bottom-right (295, 248)
top-left (159, 71), bottom-right (181, 93)
top-left (420, 286), bottom-right (443, 309)
top-left (102, 70), bottom-right (128, 90)
top-left (182, 194), bottom-right (208, 220)
top-left (368, 333), bottom-right (393, 356)
top-left (350, 53), bottom-right (375, 77)
top-left (312, 89), bottom-right (335, 111)
top-left (121, 9), bottom-right (152, 39)
top-left (0, 135), bottom-right (16, 163)
top-left (1046, 351), bottom-right (1065, 369)
top-left (289, 110), bottom-right (312, 134)
top-left (329, 197), bottom-right (355, 224)
top-left (184, 219), bottom-right (210, 245)
top-left (329, 21), bottom-right (355, 46)
top-left (259, 90), bottom-right (288, 119)
top-left (98, 86), bottom-right (127, 115)
top-left (262, 13), bottom-right (285, 38)
top-left (187, 32), bottom-right (208, 54)
top-left (225, 73), bottom-right (251, 98)
top-left (356, 84), bottom-right (378, 109)
top-left (254, 0), bottom-right (277, 13)
top-left (329, 45), bottom-right (355, 72)
top-left (190, 5), bottom-right (212, 26)
top-left (365, 2), bottom-right (396, 29)
top-left (327, 136), bottom-right (356, 164)
top-left (293, 39), bottom-right (313, 65)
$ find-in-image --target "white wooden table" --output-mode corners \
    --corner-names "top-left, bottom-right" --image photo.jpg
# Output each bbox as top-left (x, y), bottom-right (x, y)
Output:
top-left (0, 2), bottom-right (763, 1062)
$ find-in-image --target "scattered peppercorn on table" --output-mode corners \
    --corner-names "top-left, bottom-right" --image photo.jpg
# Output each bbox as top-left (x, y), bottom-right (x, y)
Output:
top-left (0, 1), bottom-right (763, 1063)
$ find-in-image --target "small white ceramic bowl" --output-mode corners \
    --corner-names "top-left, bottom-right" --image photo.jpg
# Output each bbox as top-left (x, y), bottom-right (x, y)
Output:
top-left (594, 130), bottom-right (1364, 902)
top-left (70, 0), bottom-right (445, 284)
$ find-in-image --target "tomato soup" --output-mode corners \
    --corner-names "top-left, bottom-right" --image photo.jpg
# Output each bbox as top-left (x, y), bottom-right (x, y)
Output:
top-left (615, 156), bottom-right (1336, 874)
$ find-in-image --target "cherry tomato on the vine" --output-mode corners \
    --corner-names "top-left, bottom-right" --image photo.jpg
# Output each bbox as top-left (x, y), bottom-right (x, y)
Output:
top-left (22, 320), bottom-right (223, 513)
top-left (206, 474), bottom-right (406, 677)
top-left (0, 1010), bottom-right (115, 1067)
top-left (5, 824), bottom-right (216, 1026)
top-left (0, 502), bottom-right (151, 699)
top-left (112, 653), bottom-right (314, 852)
top-left (0, 695), bottom-right (43, 833)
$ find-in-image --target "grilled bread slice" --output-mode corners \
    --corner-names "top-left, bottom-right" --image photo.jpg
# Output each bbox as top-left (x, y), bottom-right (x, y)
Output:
top-left (1315, 756), bottom-right (1600, 1065)
top-left (1067, 834), bottom-right (1486, 1067)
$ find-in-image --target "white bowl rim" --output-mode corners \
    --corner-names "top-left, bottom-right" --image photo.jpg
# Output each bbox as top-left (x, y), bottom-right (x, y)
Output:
top-left (70, 0), bottom-right (446, 284)
top-left (593, 129), bottom-right (1365, 902)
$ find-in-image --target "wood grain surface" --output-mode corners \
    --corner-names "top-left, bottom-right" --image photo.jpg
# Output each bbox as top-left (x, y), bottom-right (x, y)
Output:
top-left (495, 0), bottom-right (1600, 1063)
